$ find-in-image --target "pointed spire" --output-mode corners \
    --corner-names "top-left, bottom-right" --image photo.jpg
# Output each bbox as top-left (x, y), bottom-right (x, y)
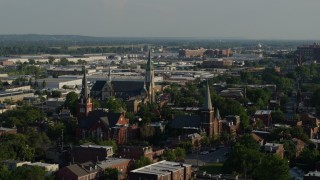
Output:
top-left (108, 66), bottom-right (112, 82)
top-left (203, 80), bottom-right (213, 111)
top-left (81, 66), bottom-right (89, 102)
top-left (146, 48), bottom-right (154, 72)
top-left (215, 108), bottom-right (221, 120)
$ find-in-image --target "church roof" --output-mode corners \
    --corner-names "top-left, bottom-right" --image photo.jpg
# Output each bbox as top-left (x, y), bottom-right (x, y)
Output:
top-left (170, 115), bottom-right (201, 129)
top-left (91, 80), bottom-right (145, 93)
top-left (91, 81), bottom-right (107, 91)
top-left (78, 110), bottom-right (122, 129)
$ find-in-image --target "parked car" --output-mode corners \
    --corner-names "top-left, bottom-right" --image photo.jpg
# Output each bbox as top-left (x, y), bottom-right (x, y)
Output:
top-left (200, 151), bottom-right (209, 155)
top-left (209, 148), bottom-right (217, 152)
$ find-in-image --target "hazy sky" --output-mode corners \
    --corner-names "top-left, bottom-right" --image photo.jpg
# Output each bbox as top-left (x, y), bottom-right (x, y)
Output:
top-left (1, 0), bottom-right (320, 39)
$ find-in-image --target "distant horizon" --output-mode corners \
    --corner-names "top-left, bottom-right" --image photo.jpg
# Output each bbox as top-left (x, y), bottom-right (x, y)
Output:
top-left (1, 33), bottom-right (320, 42)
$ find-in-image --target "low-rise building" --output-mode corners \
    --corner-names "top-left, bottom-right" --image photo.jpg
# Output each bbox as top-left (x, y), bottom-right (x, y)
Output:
top-left (129, 160), bottom-right (192, 180)
top-left (70, 145), bottom-right (114, 163)
top-left (0, 127), bottom-right (17, 136)
top-left (264, 143), bottom-right (285, 159)
top-left (97, 158), bottom-right (134, 180)
top-left (254, 110), bottom-right (272, 127)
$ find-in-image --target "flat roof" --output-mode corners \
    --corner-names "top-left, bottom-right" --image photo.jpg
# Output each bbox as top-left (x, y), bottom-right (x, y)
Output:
top-left (97, 158), bottom-right (130, 169)
top-left (255, 110), bottom-right (272, 115)
top-left (29, 162), bottom-right (58, 167)
top-left (131, 160), bottom-right (191, 176)
top-left (80, 144), bottom-right (113, 149)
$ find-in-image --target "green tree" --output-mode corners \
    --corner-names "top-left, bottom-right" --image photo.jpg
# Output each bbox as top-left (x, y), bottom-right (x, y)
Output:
top-left (174, 147), bottom-right (186, 161)
top-left (271, 110), bottom-right (285, 124)
top-left (59, 58), bottom-right (69, 66)
top-left (0, 165), bottom-right (11, 180)
top-left (28, 59), bottom-right (36, 64)
top-left (104, 168), bottom-right (119, 180)
top-left (163, 150), bottom-right (176, 161)
top-left (139, 125), bottom-right (155, 140)
top-left (135, 156), bottom-right (151, 168)
top-left (48, 56), bottom-right (55, 65)
top-left (253, 155), bottom-right (290, 180)
top-left (63, 92), bottom-right (78, 115)
top-left (105, 97), bottom-right (126, 113)
top-left (97, 140), bottom-right (118, 153)
top-left (51, 90), bottom-right (62, 98)
top-left (42, 80), bottom-right (46, 88)
top-left (11, 165), bottom-right (46, 180)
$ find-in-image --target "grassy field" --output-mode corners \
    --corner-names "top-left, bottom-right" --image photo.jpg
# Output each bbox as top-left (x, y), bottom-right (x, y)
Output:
top-left (199, 163), bottom-right (223, 174)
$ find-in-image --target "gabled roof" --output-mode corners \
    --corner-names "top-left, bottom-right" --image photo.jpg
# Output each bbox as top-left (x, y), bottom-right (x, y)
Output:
top-left (78, 110), bottom-right (122, 129)
top-left (170, 115), bottom-right (201, 129)
top-left (66, 164), bottom-right (88, 177)
top-left (91, 80), bottom-right (145, 93)
top-left (91, 81), bottom-right (107, 91)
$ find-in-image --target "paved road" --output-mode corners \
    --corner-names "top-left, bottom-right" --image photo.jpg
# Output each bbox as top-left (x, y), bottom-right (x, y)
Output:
top-left (185, 147), bottom-right (230, 166)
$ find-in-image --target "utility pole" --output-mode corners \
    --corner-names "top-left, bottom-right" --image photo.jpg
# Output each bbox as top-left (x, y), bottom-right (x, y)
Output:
top-left (61, 129), bottom-right (64, 152)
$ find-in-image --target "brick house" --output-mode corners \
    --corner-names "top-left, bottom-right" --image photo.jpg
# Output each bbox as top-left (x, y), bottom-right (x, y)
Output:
top-left (0, 127), bottom-right (17, 136)
top-left (70, 145), bottom-right (114, 163)
top-left (264, 143), bottom-right (285, 159)
top-left (129, 160), bottom-right (192, 180)
top-left (118, 146), bottom-right (164, 162)
top-left (56, 162), bottom-right (102, 180)
top-left (254, 110), bottom-right (272, 127)
top-left (56, 158), bottom-right (133, 180)
top-left (97, 158), bottom-right (134, 180)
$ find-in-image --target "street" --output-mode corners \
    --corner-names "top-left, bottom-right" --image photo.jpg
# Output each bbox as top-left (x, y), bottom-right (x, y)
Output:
top-left (185, 147), bottom-right (230, 166)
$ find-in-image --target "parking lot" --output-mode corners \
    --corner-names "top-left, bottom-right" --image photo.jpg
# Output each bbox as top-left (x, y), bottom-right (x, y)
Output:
top-left (184, 147), bottom-right (230, 166)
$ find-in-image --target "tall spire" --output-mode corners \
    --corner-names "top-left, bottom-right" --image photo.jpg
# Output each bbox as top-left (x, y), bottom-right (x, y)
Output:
top-left (203, 80), bottom-right (213, 111)
top-left (145, 48), bottom-right (155, 103)
top-left (80, 66), bottom-right (90, 102)
top-left (108, 66), bottom-right (112, 82)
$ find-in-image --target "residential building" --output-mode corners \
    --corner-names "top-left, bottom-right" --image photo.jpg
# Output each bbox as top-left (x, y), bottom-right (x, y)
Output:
top-left (296, 43), bottom-right (320, 61)
top-left (0, 127), bottom-right (17, 136)
top-left (254, 110), bottom-right (272, 127)
top-left (70, 145), bottom-right (114, 163)
top-left (118, 146), bottom-right (164, 162)
top-left (56, 161), bottom-right (102, 180)
top-left (97, 158), bottom-right (134, 180)
top-left (129, 160), bottom-right (192, 180)
top-left (202, 58), bottom-right (233, 68)
top-left (264, 143), bottom-right (285, 159)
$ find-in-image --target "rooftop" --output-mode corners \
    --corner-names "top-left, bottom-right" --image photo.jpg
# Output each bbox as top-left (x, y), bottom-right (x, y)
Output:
top-left (97, 158), bottom-right (131, 169)
top-left (131, 160), bottom-right (191, 176)
top-left (80, 144), bottom-right (113, 150)
top-left (255, 110), bottom-right (272, 115)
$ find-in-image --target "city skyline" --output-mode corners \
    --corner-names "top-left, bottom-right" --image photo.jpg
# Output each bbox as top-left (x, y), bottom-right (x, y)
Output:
top-left (1, 0), bottom-right (320, 40)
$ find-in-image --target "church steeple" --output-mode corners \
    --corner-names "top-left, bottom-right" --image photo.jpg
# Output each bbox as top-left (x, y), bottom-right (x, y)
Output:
top-left (145, 48), bottom-right (155, 103)
top-left (200, 80), bottom-right (215, 138)
top-left (107, 66), bottom-right (113, 97)
top-left (108, 66), bottom-right (112, 82)
top-left (203, 80), bottom-right (213, 111)
top-left (77, 66), bottom-right (93, 119)
top-left (80, 66), bottom-right (90, 103)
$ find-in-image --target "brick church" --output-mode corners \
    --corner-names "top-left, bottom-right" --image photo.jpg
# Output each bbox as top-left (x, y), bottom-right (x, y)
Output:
top-left (76, 67), bottom-right (129, 144)
top-left (169, 81), bottom-right (220, 138)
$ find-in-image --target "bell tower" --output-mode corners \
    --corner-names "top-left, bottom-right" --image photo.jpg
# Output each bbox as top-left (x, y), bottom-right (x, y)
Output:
top-left (77, 66), bottom-right (93, 119)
